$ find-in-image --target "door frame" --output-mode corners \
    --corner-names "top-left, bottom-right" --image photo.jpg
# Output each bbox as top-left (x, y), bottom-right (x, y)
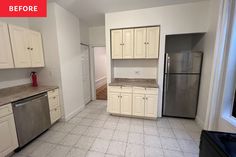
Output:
top-left (80, 43), bottom-right (92, 104)
top-left (90, 45), bottom-right (106, 100)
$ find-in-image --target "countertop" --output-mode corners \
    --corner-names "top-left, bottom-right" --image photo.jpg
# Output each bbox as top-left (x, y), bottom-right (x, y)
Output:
top-left (109, 78), bottom-right (158, 88)
top-left (0, 84), bottom-right (58, 107)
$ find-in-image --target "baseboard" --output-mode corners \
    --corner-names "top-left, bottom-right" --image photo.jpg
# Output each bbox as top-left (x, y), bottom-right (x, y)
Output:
top-left (196, 115), bottom-right (204, 129)
top-left (64, 105), bottom-right (85, 121)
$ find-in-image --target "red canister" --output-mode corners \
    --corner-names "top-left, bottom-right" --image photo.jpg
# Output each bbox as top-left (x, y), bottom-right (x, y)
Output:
top-left (30, 72), bottom-right (38, 87)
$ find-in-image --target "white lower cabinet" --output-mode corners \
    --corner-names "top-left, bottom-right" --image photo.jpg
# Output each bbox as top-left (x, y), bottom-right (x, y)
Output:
top-left (108, 86), bottom-right (158, 118)
top-left (120, 93), bottom-right (132, 115)
top-left (145, 94), bottom-right (158, 118)
top-left (48, 89), bottom-right (61, 124)
top-left (132, 93), bottom-right (145, 116)
top-left (108, 92), bottom-right (121, 114)
top-left (0, 104), bottom-right (18, 157)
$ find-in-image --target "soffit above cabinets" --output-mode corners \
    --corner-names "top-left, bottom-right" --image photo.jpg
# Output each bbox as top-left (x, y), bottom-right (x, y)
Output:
top-left (51, 0), bottom-right (208, 26)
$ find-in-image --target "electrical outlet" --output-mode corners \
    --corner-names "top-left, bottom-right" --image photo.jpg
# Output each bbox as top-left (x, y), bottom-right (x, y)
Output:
top-left (135, 71), bottom-right (140, 75)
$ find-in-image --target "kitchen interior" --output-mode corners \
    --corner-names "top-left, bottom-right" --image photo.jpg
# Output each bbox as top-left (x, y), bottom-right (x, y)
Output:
top-left (0, 0), bottom-right (236, 157)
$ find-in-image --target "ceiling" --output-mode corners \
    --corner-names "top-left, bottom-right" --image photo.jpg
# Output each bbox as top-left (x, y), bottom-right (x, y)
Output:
top-left (51, 0), bottom-right (207, 26)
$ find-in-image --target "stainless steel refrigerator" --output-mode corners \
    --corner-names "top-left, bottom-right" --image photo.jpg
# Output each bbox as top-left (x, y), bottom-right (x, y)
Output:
top-left (163, 52), bottom-right (203, 118)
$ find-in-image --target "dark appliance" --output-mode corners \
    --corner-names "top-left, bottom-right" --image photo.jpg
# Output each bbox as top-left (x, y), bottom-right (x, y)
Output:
top-left (12, 93), bottom-right (50, 148)
top-left (200, 130), bottom-right (236, 157)
top-left (163, 51), bottom-right (203, 118)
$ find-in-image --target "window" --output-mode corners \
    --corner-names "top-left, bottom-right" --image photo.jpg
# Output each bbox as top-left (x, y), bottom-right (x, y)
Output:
top-left (232, 89), bottom-right (236, 117)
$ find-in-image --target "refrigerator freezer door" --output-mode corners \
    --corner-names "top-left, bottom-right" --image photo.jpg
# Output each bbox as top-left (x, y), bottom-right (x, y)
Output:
top-left (163, 74), bottom-right (200, 118)
top-left (166, 52), bottom-right (202, 74)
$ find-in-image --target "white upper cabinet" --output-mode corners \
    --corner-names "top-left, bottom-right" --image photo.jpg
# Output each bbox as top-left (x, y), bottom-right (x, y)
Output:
top-left (0, 22), bottom-right (14, 69)
top-left (146, 27), bottom-right (160, 58)
top-left (29, 30), bottom-right (45, 67)
top-left (111, 26), bottom-right (160, 59)
top-left (9, 24), bottom-right (45, 68)
top-left (122, 29), bottom-right (134, 59)
top-left (9, 25), bottom-right (31, 68)
top-left (134, 28), bottom-right (146, 58)
top-left (111, 30), bottom-right (123, 59)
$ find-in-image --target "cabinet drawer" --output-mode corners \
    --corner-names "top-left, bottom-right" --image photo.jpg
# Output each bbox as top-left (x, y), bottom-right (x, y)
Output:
top-left (133, 87), bottom-right (146, 94)
top-left (121, 87), bottom-right (132, 93)
top-left (0, 104), bottom-right (12, 118)
top-left (48, 88), bottom-right (59, 98)
top-left (50, 107), bottom-right (61, 124)
top-left (109, 86), bottom-right (122, 92)
top-left (146, 88), bottom-right (158, 95)
top-left (48, 95), bottom-right (59, 110)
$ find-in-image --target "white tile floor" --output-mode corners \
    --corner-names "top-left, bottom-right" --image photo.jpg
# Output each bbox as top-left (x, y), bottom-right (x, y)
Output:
top-left (12, 100), bottom-right (201, 157)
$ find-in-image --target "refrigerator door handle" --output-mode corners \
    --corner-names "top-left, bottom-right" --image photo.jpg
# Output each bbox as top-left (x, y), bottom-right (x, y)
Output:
top-left (166, 55), bottom-right (170, 90)
top-left (163, 75), bottom-right (167, 113)
top-left (165, 53), bottom-right (169, 73)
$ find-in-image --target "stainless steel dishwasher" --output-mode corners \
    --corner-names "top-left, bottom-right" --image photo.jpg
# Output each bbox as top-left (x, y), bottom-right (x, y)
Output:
top-left (12, 93), bottom-right (51, 148)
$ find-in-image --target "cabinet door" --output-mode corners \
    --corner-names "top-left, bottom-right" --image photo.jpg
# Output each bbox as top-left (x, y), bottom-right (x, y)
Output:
top-left (108, 92), bottom-right (121, 114)
top-left (134, 28), bottom-right (146, 58)
top-left (0, 115), bottom-right (18, 156)
top-left (146, 27), bottom-right (160, 58)
top-left (120, 93), bottom-right (132, 115)
top-left (9, 25), bottom-right (31, 68)
top-left (122, 29), bottom-right (134, 59)
top-left (111, 30), bottom-right (123, 59)
top-left (0, 23), bottom-right (14, 69)
top-left (145, 94), bottom-right (158, 118)
top-left (50, 107), bottom-right (61, 124)
top-left (132, 93), bottom-right (145, 116)
top-left (29, 30), bottom-right (45, 67)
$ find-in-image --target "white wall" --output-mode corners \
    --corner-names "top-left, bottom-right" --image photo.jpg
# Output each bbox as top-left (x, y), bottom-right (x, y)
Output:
top-left (105, 1), bottom-right (210, 117)
top-left (217, 1), bottom-right (236, 132)
top-left (0, 18), bottom-right (40, 89)
top-left (196, 0), bottom-right (221, 127)
top-left (80, 20), bottom-right (90, 45)
top-left (0, 18), bottom-right (29, 27)
top-left (89, 26), bottom-right (106, 46)
top-left (54, 4), bottom-right (85, 120)
top-left (29, 3), bottom-right (85, 120)
top-left (94, 47), bottom-right (107, 88)
top-left (29, 3), bottom-right (65, 116)
top-left (113, 60), bottom-right (157, 79)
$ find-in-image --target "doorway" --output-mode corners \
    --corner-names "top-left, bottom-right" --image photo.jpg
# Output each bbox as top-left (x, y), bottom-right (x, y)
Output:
top-left (81, 44), bottom-right (92, 104)
top-left (93, 47), bottom-right (107, 100)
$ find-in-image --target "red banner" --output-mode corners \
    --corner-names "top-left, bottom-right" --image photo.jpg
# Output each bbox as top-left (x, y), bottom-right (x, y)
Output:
top-left (0, 0), bottom-right (47, 17)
